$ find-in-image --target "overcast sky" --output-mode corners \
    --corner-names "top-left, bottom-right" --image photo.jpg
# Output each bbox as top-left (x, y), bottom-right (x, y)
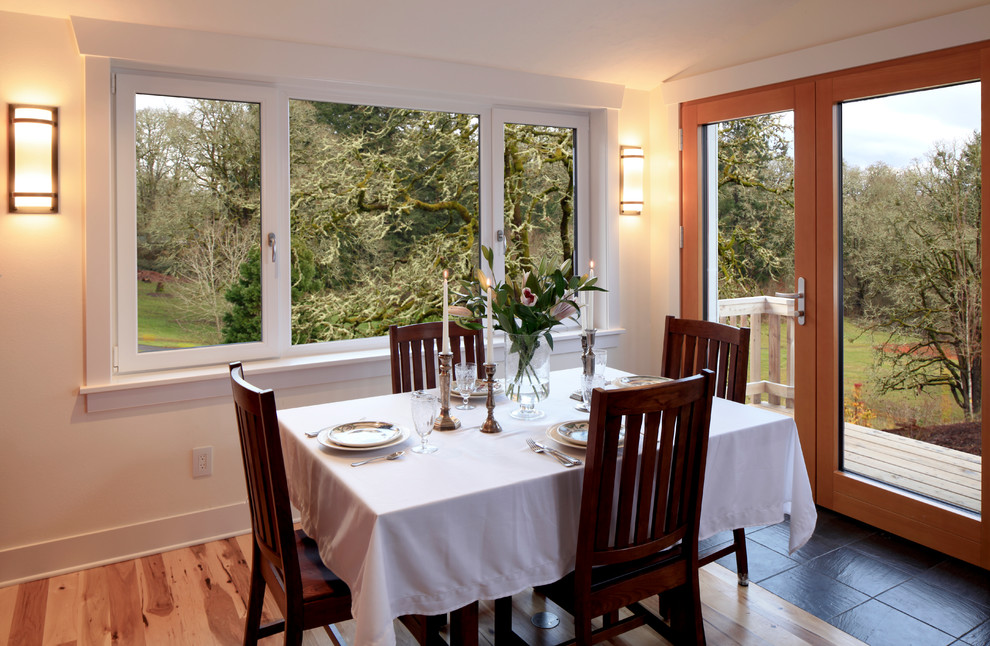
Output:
top-left (841, 81), bottom-right (981, 170)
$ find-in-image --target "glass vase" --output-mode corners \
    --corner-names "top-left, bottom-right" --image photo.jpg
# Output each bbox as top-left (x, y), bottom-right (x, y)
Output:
top-left (504, 332), bottom-right (551, 420)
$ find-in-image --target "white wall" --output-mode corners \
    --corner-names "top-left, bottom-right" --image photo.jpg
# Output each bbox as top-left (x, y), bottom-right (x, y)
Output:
top-left (0, 10), bottom-right (654, 585)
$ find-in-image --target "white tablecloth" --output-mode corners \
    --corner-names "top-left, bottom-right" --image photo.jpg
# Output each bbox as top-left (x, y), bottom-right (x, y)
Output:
top-left (278, 368), bottom-right (816, 646)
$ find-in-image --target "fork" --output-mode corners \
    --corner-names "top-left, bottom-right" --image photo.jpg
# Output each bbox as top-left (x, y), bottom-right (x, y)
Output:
top-left (526, 438), bottom-right (581, 467)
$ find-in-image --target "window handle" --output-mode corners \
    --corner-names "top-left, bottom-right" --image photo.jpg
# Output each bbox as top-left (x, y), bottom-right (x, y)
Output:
top-left (267, 232), bottom-right (277, 263)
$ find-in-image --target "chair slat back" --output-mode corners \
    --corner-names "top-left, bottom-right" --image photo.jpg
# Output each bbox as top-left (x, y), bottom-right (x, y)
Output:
top-left (579, 371), bottom-right (715, 571)
top-left (388, 322), bottom-right (486, 394)
top-left (229, 362), bottom-right (300, 606)
top-left (662, 315), bottom-right (750, 403)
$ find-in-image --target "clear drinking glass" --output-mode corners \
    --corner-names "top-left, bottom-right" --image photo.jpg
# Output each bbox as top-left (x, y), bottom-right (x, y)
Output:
top-left (454, 362), bottom-right (477, 410)
top-left (579, 372), bottom-right (606, 412)
top-left (410, 390), bottom-right (440, 454)
top-left (593, 349), bottom-right (608, 382)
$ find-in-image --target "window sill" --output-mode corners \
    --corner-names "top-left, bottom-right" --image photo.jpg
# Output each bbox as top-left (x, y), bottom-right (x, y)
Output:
top-left (80, 328), bottom-right (624, 413)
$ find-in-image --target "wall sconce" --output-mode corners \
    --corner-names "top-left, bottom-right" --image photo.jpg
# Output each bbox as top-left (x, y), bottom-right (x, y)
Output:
top-left (619, 145), bottom-right (644, 215)
top-left (8, 104), bottom-right (59, 213)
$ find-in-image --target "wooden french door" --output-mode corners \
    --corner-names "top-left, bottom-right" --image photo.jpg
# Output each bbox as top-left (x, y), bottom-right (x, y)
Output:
top-left (681, 43), bottom-right (989, 569)
top-left (681, 84), bottom-right (819, 498)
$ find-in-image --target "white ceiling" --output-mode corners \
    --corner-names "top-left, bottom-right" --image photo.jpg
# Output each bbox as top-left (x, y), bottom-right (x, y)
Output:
top-left (3, 0), bottom-right (990, 90)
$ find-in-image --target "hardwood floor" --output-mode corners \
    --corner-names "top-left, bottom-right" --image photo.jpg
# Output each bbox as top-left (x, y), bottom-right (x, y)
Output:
top-left (0, 532), bottom-right (864, 646)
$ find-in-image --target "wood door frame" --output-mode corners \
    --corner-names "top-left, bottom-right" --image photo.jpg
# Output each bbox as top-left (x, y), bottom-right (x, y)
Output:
top-left (680, 41), bottom-right (989, 568)
top-left (680, 84), bottom-right (818, 499)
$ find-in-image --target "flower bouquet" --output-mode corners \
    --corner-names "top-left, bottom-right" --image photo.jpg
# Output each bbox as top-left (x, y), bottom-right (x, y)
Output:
top-left (452, 246), bottom-right (603, 418)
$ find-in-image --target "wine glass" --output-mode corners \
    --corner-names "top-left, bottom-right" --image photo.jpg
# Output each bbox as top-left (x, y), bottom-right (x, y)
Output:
top-left (454, 362), bottom-right (477, 410)
top-left (410, 390), bottom-right (439, 454)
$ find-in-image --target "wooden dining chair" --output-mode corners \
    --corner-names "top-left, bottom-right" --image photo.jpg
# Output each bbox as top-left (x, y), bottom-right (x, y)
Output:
top-left (496, 370), bottom-right (716, 646)
top-left (388, 321), bottom-right (486, 394)
top-left (229, 362), bottom-right (352, 646)
top-left (661, 314), bottom-right (753, 585)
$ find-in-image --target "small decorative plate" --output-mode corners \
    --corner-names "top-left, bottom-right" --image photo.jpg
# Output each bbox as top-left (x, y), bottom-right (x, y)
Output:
top-left (323, 421), bottom-right (402, 448)
top-left (469, 379), bottom-right (504, 398)
top-left (614, 375), bottom-right (672, 387)
top-left (547, 421), bottom-right (588, 449)
top-left (546, 420), bottom-right (624, 450)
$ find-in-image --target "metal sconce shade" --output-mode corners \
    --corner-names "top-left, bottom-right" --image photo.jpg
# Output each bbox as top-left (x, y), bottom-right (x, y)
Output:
top-left (619, 145), bottom-right (643, 215)
top-left (8, 104), bottom-right (58, 213)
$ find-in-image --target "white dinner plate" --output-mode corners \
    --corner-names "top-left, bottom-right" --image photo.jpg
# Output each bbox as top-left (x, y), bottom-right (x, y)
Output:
top-left (613, 375), bottom-right (672, 387)
top-left (320, 422), bottom-right (405, 449)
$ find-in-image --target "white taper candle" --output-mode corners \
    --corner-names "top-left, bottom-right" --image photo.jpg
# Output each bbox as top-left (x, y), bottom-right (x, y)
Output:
top-left (486, 279), bottom-right (494, 360)
top-left (442, 270), bottom-right (450, 353)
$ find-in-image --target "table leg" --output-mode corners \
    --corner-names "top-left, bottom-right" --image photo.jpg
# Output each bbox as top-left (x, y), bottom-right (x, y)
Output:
top-left (449, 601), bottom-right (479, 646)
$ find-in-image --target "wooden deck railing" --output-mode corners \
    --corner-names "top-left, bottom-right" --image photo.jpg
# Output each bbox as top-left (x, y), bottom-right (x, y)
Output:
top-left (717, 294), bottom-right (797, 409)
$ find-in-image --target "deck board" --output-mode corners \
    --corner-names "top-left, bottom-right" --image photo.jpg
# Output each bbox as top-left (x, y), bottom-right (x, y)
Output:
top-left (752, 405), bottom-right (981, 514)
top-left (843, 424), bottom-right (981, 513)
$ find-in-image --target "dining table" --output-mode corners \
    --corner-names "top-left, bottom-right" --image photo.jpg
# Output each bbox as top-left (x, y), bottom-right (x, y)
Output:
top-left (277, 367), bottom-right (817, 646)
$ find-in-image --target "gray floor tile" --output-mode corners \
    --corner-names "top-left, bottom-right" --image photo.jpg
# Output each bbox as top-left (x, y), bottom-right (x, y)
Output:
top-left (759, 563), bottom-right (869, 621)
top-left (831, 599), bottom-right (955, 646)
top-left (848, 532), bottom-right (946, 575)
top-left (960, 620), bottom-right (990, 645)
top-left (877, 577), bottom-right (990, 638)
top-left (805, 546), bottom-right (914, 597)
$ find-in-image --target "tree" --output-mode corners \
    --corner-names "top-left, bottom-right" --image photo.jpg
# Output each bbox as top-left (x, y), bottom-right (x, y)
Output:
top-left (715, 114), bottom-right (795, 298)
top-left (503, 124), bottom-right (575, 278)
top-left (848, 133), bottom-right (982, 419)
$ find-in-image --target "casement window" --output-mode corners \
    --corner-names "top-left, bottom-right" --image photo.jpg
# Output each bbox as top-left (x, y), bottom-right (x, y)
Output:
top-left (112, 72), bottom-right (590, 375)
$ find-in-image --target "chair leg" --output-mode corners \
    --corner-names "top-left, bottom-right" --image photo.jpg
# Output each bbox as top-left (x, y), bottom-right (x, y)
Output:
top-left (243, 547), bottom-right (266, 646)
top-left (574, 606), bottom-right (593, 646)
top-left (324, 624), bottom-right (347, 646)
top-left (732, 528), bottom-right (749, 586)
top-left (283, 623), bottom-right (304, 646)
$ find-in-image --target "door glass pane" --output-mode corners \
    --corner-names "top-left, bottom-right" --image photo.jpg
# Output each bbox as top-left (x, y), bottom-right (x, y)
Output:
top-left (288, 101), bottom-right (480, 344)
top-left (135, 94), bottom-right (261, 351)
top-left (708, 111), bottom-right (796, 408)
top-left (840, 82), bottom-right (981, 514)
top-left (503, 123), bottom-right (576, 276)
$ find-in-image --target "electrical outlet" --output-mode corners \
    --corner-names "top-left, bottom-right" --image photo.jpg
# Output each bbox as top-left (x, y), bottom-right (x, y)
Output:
top-left (192, 446), bottom-right (213, 477)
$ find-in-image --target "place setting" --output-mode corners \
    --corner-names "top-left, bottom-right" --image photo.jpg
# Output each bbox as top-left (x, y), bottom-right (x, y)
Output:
top-left (312, 420), bottom-right (411, 452)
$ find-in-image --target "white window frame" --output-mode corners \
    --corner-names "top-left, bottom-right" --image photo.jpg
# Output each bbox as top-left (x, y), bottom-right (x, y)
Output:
top-left (114, 72), bottom-right (281, 373)
top-left (109, 72), bottom-right (598, 376)
top-left (76, 21), bottom-right (623, 410)
top-left (492, 108), bottom-right (591, 332)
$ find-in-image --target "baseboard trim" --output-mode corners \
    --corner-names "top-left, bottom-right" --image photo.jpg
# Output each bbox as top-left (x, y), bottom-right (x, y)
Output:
top-left (0, 502), bottom-right (252, 587)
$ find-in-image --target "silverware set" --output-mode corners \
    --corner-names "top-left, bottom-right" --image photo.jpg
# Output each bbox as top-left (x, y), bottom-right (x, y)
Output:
top-left (350, 450), bottom-right (405, 467)
top-left (526, 437), bottom-right (582, 467)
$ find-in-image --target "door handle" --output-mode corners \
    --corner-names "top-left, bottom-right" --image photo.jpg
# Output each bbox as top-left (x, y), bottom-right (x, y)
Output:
top-left (775, 277), bottom-right (806, 325)
top-left (267, 232), bottom-right (277, 263)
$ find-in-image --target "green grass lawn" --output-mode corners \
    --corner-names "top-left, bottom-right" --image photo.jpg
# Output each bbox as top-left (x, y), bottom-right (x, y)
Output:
top-left (137, 283), bottom-right (219, 349)
top-left (745, 315), bottom-right (966, 428)
top-left (841, 318), bottom-right (964, 428)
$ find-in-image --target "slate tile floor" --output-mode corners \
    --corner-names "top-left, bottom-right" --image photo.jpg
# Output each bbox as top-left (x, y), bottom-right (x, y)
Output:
top-left (704, 507), bottom-right (990, 645)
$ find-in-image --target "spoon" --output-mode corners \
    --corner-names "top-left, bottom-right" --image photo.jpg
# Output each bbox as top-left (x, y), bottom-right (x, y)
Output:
top-left (350, 450), bottom-right (404, 467)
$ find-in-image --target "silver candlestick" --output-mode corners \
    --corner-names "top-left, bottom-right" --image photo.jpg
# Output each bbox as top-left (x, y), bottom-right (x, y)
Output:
top-left (480, 362), bottom-right (502, 434)
top-left (581, 328), bottom-right (598, 377)
top-left (435, 351), bottom-right (461, 431)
